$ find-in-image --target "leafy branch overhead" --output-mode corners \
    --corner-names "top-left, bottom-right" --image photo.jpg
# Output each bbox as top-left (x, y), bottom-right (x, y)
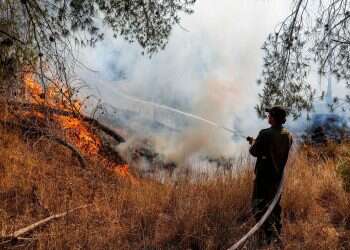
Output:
top-left (0, 0), bottom-right (196, 101)
top-left (258, 0), bottom-right (350, 119)
top-left (3, 0), bottom-right (195, 50)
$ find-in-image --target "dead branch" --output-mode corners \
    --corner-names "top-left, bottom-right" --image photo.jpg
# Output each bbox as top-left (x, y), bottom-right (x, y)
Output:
top-left (47, 134), bottom-right (87, 168)
top-left (0, 205), bottom-right (91, 246)
top-left (7, 100), bottom-right (74, 116)
top-left (82, 116), bottom-right (125, 143)
top-left (6, 101), bottom-right (126, 143)
top-left (0, 120), bottom-right (87, 168)
top-left (0, 29), bottom-right (26, 45)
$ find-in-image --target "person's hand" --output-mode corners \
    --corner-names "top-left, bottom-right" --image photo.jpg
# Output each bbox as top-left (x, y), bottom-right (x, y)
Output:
top-left (246, 136), bottom-right (254, 145)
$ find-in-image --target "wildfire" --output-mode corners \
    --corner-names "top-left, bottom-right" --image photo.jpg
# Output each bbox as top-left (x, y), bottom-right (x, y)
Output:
top-left (23, 72), bottom-right (42, 98)
top-left (23, 71), bottom-right (81, 112)
top-left (21, 72), bottom-right (134, 180)
top-left (56, 115), bottom-right (101, 155)
top-left (114, 164), bottom-right (129, 177)
top-left (114, 164), bottom-right (139, 184)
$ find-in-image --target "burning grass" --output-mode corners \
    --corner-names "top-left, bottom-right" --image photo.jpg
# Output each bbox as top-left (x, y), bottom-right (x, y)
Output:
top-left (4, 73), bottom-right (134, 180)
top-left (1, 74), bottom-right (350, 248)
top-left (0, 125), bottom-right (350, 249)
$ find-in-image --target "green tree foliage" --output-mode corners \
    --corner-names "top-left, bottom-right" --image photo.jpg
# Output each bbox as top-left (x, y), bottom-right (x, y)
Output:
top-left (0, 0), bottom-right (196, 100)
top-left (258, 0), bottom-right (350, 119)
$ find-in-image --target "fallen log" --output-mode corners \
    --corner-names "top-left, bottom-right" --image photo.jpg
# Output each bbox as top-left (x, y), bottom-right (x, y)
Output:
top-left (0, 205), bottom-right (91, 246)
top-left (0, 120), bottom-right (87, 168)
top-left (6, 101), bottom-right (125, 143)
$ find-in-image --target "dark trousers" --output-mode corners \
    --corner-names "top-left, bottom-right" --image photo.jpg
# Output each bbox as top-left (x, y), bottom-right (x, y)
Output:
top-left (252, 175), bottom-right (282, 242)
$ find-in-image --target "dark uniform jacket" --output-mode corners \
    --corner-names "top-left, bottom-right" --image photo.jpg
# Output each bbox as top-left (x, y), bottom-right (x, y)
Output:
top-left (249, 126), bottom-right (293, 238)
top-left (250, 126), bottom-right (293, 182)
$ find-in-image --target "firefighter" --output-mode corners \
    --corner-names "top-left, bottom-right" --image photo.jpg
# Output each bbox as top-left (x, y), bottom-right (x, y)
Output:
top-left (247, 106), bottom-right (293, 245)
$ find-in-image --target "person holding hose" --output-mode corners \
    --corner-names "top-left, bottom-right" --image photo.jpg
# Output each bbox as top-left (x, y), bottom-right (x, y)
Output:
top-left (247, 106), bottom-right (293, 245)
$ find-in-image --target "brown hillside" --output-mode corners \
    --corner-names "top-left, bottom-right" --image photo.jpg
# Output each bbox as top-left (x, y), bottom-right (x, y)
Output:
top-left (0, 74), bottom-right (350, 249)
top-left (0, 122), bottom-right (350, 249)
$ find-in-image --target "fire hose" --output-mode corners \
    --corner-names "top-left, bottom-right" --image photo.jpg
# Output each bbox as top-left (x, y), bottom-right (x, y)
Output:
top-left (226, 170), bottom-right (285, 249)
top-left (111, 90), bottom-right (286, 249)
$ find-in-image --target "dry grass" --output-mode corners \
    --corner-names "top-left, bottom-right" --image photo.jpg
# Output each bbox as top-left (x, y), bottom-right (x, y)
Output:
top-left (0, 127), bottom-right (350, 249)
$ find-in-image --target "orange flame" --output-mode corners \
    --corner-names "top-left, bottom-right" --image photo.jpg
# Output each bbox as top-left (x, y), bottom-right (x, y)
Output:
top-left (23, 72), bottom-right (82, 112)
top-left (114, 164), bottom-right (129, 177)
top-left (114, 164), bottom-right (139, 184)
top-left (24, 72), bottom-right (41, 95)
top-left (56, 115), bottom-right (101, 155)
top-left (22, 72), bottom-right (134, 180)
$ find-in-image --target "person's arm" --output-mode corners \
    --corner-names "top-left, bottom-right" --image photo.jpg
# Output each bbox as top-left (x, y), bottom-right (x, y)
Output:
top-left (249, 131), bottom-right (265, 157)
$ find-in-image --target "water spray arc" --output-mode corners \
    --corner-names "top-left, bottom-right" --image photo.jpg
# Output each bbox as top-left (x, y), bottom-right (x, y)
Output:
top-left (114, 90), bottom-right (246, 139)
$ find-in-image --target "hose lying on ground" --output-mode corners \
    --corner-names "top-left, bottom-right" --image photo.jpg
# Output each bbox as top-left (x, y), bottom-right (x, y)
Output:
top-left (227, 144), bottom-right (298, 249)
top-left (227, 169), bottom-right (286, 250)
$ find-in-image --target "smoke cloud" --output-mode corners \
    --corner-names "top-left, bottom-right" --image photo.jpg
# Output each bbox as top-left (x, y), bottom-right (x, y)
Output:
top-left (75, 0), bottom-right (296, 170)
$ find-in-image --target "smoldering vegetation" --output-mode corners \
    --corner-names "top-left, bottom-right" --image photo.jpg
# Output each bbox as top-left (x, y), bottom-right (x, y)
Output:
top-left (1, 76), bottom-right (350, 249)
top-left (2, 0), bottom-right (350, 248)
top-left (82, 79), bottom-right (253, 179)
top-left (1, 124), bottom-right (350, 249)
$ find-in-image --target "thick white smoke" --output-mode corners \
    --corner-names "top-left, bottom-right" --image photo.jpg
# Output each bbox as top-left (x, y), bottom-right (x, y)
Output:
top-left (75, 0), bottom-right (298, 171)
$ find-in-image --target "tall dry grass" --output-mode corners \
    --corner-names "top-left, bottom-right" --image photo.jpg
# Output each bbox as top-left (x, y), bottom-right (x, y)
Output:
top-left (1, 126), bottom-right (350, 249)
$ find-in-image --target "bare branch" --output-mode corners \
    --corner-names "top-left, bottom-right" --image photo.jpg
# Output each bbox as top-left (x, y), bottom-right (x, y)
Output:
top-left (6, 101), bottom-right (126, 143)
top-left (0, 120), bottom-right (87, 168)
top-left (0, 204), bottom-right (91, 246)
top-left (0, 29), bottom-right (26, 45)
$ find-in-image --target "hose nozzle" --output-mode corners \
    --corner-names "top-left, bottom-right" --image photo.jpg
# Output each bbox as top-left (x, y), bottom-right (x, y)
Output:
top-left (246, 136), bottom-right (254, 144)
